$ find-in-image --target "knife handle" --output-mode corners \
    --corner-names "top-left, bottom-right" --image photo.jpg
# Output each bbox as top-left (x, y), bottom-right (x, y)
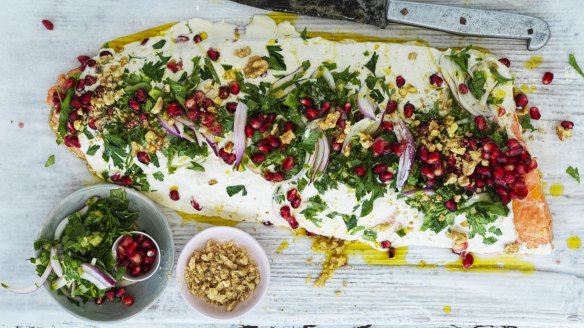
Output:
top-left (386, 0), bottom-right (550, 50)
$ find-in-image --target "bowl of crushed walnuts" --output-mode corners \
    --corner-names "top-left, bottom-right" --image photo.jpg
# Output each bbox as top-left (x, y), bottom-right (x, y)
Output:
top-left (176, 226), bottom-right (270, 319)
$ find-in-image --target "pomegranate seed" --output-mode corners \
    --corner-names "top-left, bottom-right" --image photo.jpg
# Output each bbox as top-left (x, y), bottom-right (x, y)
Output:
top-left (321, 101), bottom-right (331, 111)
top-left (299, 98), bottom-right (313, 107)
top-left (135, 89), bottom-right (147, 103)
top-left (87, 59), bottom-right (96, 67)
top-left (95, 297), bottom-right (104, 305)
top-left (122, 295), bottom-right (134, 306)
top-left (380, 240), bottom-right (391, 249)
top-left (403, 102), bottom-right (415, 118)
top-left (381, 121), bottom-right (393, 132)
top-left (421, 166), bottom-right (435, 179)
top-left (146, 248), bottom-right (157, 257)
top-left (284, 121), bottom-right (295, 132)
top-left (305, 108), bottom-right (319, 120)
top-left (128, 99), bottom-right (140, 111)
top-left (287, 189), bottom-right (298, 202)
top-left (186, 109), bottom-right (199, 121)
top-left (332, 142), bottom-right (342, 152)
top-left (258, 144), bottom-right (270, 154)
top-left (70, 98), bottom-right (82, 109)
top-left (384, 100), bottom-right (397, 114)
top-left (120, 176), bottom-right (133, 186)
top-left (166, 60), bottom-right (182, 73)
top-left (372, 164), bottom-right (386, 174)
top-left (129, 265), bottom-right (141, 277)
top-left (77, 55), bottom-right (90, 66)
top-left (282, 156), bottom-right (295, 171)
top-left (452, 242), bottom-right (468, 255)
top-left (272, 172), bottom-right (285, 182)
top-left (41, 19), bottom-right (54, 30)
top-left (229, 81), bottom-right (240, 95)
top-left (372, 139), bottom-right (385, 154)
top-left (137, 151), bottom-right (150, 164)
top-left (476, 166), bottom-right (491, 176)
top-left (64, 78), bottom-right (75, 90)
top-left (250, 153), bottom-right (265, 164)
top-left (418, 146), bottom-right (429, 162)
top-left (114, 288), bottom-right (126, 298)
top-left (207, 48), bottom-right (220, 61)
top-left (280, 205), bottom-right (291, 218)
top-left (75, 79), bottom-right (85, 92)
top-left (444, 199), bottom-right (457, 212)
top-left (433, 166), bottom-right (444, 177)
top-left (166, 101), bottom-right (182, 117)
top-left (529, 107), bottom-right (541, 120)
top-left (99, 50), bottom-right (113, 58)
top-left (498, 58), bottom-right (511, 67)
top-left (64, 135), bottom-right (81, 148)
top-left (458, 83), bottom-right (469, 94)
top-left (429, 73), bottom-right (443, 87)
top-left (396, 75), bottom-right (406, 88)
top-left (218, 86), bottom-right (230, 99)
top-left (388, 247), bottom-right (396, 259)
top-left (561, 121), bottom-right (574, 130)
top-left (542, 72), bottom-right (554, 85)
top-left (264, 171), bottom-right (274, 181)
top-left (507, 138), bottom-right (521, 150)
top-left (84, 75), bottom-right (97, 86)
top-left (493, 166), bottom-right (504, 179)
top-left (290, 197), bottom-right (301, 209)
top-left (474, 116), bottom-right (488, 131)
top-left (250, 117), bottom-right (262, 129)
top-left (462, 252), bottom-right (474, 269)
top-left (175, 35), bottom-right (189, 43)
top-left (169, 189), bottom-right (180, 201)
top-left (267, 136), bottom-right (281, 149)
top-left (81, 93), bottom-right (92, 105)
top-left (498, 107), bottom-right (506, 117)
top-left (245, 125), bottom-right (253, 138)
top-left (193, 34), bottom-right (202, 43)
top-left (514, 93), bottom-right (528, 109)
top-left (105, 290), bottom-right (115, 302)
top-left (379, 172), bottom-right (394, 182)
top-left (336, 119), bottom-right (346, 130)
top-left (343, 102), bottom-right (352, 112)
top-left (128, 252), bottom-right (142, 265)
top-left (426, 152), bottom-right (441, 164)
top-left (353, 166), bottom-right (366, 177)
top-left (224, 153), bottom-right (236, 165)
top-left (190, 197), bottom-right (202, 211)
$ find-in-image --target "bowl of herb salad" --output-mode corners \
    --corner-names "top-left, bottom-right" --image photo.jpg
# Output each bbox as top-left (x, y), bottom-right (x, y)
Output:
top-left (21, 185), bottom-right (172, 322)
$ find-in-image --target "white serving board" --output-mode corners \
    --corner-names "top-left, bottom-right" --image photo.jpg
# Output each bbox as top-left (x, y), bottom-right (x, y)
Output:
top-left (0, 0), bottom-right (583, 327)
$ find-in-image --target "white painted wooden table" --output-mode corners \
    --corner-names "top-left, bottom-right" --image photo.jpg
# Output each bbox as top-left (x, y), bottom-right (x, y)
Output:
top-left (0, 0), bottom-right (583, 327)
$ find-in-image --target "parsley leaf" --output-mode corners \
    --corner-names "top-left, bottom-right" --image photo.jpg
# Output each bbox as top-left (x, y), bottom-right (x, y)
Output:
top-left (468, 70), bottom-right (487, 99)
top-left (300, 27), bottom-right (309, 41)
top-left (448, 46), bottom-right (471, 72)
top-left (364, 52), bottom-right (379, 75)
top-left (102, 133), bottom-right (128, 169)
top-left (518, 114), bottom-right (536, 132)
top-left (263, 45), bottom-right (286, 71)
top-left (226, 185), bottom-right (247, 197)
top-left (152, 172), bottom-right (164, 181)
top-left (187, 162), bottom-right (205, 172)
top-left (57, 89), bottom-right (74, 137)
top-left (142, 60), bottom-right (166, 82)
top-left (490, 67), bottom-right (513, 84)
top-left (567, 166), bottom-right (580, 183)
top-left (152, 39), bottom-right (166, 49)
top-left (44, 155), bottom-right (55, 167)
top-left (362, 229), bottom-right (377, 242)
top-left (86, 144), bottom-right (100, 156)
top-left (569, 53), bottom-right (584, 78)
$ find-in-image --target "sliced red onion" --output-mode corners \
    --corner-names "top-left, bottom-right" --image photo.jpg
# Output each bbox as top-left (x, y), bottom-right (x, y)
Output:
top-left (272, 66), bottom-right (303, 91)
top-left (50, 247), bottom-right (63, 278)
top-left (50, 276), bottom-right (68, 290)
top-left (401, 188), bottom-right (436, 197)
top-left (174, 121), bottom-right (197, 143)
top-left (357, 84), bottom-right (377, 120)
top-left (203, 133), bottom-right (219, 156)
top-left (311, 134), bottom-right (330, 182)
top-left (53, 218), bottom-right (69, 240)
top-left (157, 115), bottom-right (181, 138)
top-left (1, 262), bottom-right (52, 294)
top-left (394, 121), bottom-right (415, 191)
top-left (80, 263), bottom-right (116, 290)
top-left (233, 102), bottom-right (248, 166)
top-left (321, 67), bottom-right (336, 90)
top-left (174, 116), bottom-right (202, 146)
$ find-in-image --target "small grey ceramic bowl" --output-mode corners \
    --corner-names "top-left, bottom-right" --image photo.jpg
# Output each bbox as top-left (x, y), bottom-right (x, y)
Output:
top-left (38, 184), bottom-right (174, 322)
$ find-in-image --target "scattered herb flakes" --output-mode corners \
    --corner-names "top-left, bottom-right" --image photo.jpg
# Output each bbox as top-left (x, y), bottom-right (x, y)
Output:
top-left (490, 67), bottom-right (513, 84)
top-left (362, 229), bottom-right (377, 242)
top-left (142, 60), bottom-right (166, 82)
top-left (187, 161), bottom-right (205, 172)
top-left (263, 45), bottom-right (286, 71)
top-left (300, 27), bottom-right (309, 41)
top-left (86, 144), bottom-right (100, 156)
top-left (567, 166), bottom-right (580, 183)
top-left (569, 53), bottom-right (584, 78)
top-left (152, 39), bottom-right (166, 49)
top-left (448, 46), bottom-right (471, 72)
top-left (44, 155), bottom-right (55, 167)
top-left (153, 172), bottom-right (164, 181)
top-left (226, 185), bottom-right (247, 197)
top-left (364, 52), bottom-right (379, 75)
top-left (468, 70), bottom-right (487, 99)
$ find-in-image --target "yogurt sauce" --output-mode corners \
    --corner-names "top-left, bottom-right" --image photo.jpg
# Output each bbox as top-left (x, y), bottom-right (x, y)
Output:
top-left (76, 15), bottom-right (547, 254)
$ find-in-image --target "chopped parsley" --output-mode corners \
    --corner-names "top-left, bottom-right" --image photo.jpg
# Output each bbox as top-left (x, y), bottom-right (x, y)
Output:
top-left (263, 45), bottom-right (286, 71)
top-left (567, 166), bottom-right (580, 183)
top-left (364, 52), bottom-right (379, 75)
top-left (300, 27), bottom-right (310, 41)
top-left (152, 39), bottom-right (166, 49)
top-left (468, 70), bottom-right (487, 99)
top-left (86, 144), bottom-right (100, 156)
top-left (569, 53), bottom-right (584, 78)
top-left (44, 155), bottom-right (55, 167)
top-left (142, 60), bottom-right (166, 82)
top-left (362, 229), bottom-right (377, 242)
top-left (300, 195), bottom-right (327, 227)
top-left (152, 172), bottom-right (164, 181)
top-left (448, 46), bottom-right (471, 72)
top-left (518, 114), bottom-right (536, 132)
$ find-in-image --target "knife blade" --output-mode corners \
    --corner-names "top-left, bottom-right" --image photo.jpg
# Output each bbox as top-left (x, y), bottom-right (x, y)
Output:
top-left (230, 0), bottom-right (550, 50)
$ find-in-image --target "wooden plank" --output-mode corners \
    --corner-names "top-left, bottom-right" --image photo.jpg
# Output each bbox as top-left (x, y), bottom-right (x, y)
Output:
top-left (0, 0), bottom-right (583, 327)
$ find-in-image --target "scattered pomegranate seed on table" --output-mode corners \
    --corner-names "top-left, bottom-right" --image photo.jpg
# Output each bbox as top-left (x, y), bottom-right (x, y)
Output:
top-left (529, 107), bottom-right (541, 120)
top-left (542, 71), bottom-right (554, 85)
top-left (41, 19), bottom-right (54, 30)
top-left (498, 57), bottom-right (511, 67)
top-left (462, 252), bottom-right (474, 269)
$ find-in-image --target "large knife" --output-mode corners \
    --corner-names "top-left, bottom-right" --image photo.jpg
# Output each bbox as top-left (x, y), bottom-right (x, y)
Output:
top-left (230, 0), bottom-right (550, 50)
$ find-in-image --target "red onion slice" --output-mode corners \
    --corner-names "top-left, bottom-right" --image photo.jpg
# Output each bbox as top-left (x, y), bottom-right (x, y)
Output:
top-left (80, 263), bottom-right (116, 290)
top-left (50, 276), bottom-right (68, 290)
top-left (272, 66), bottom-right (303, 91)
top-left (311, 134), bottom-right (330, 182)
top-left (233, 102), bottom-right (248, 166)
top-left (321, 67), bottom-right (336, 90)
top-left (394, 121), bottom-right (415, 191)
top-left (357, 84), bottom-right (377, 120)
top-left (1, 262), bottom-right (52, 294)
top-left (157, 115), bottom-right (181, 138)
top-left (50, 247), bottom-right (63, 278)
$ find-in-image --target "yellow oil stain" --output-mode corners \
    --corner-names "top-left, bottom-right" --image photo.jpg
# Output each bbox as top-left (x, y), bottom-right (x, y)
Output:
top-left (567, 236), bottom-right (582, 250)
top-left (344, 242), bottom-right (409, 266)
top-left (445, 255), bottom-right (535, 275)
top-left (267, 12), bottom-right (299, 24)
top-left (417, 260), bottom-right (439, 270)
top-left (104, 21), bottom-right (177, 52)
top-left (523, 55), bottom-right (543, 70)
top-left (178, 212), bottom-right (240, 227)
top-left (443, 305), bottom-right (452, 314)
top-left (307, 31), bottom-right (429, 47)
top-left (549, 183), bottom-right (564, 197)
top-left (520, 84), bottom-right (537, 94)
top-left (277, 240), bottom-right (289, 253)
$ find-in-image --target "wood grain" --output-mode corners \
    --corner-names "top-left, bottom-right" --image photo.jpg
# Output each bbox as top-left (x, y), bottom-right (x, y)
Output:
top-left (0, 0), bottom-right (583, 327)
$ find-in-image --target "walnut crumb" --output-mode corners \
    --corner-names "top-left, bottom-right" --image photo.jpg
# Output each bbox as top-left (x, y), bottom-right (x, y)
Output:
top-left (184, 240), bottom-right (261, 312)
top-left (556, 124), bottom-right (573, 141)
top-left (279, 130), bottom-right (296, 145)
top-left (243, 56), bottom-right (269, 78)
top-left (504, 241), bottom-right (520, 254)
top-left (316, 112), bottom-right (340, 131)
top-left (235, 46), bottom-right (251, 58)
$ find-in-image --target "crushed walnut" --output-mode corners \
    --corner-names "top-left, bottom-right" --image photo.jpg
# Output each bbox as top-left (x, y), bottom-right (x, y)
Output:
top-left (556, 123), bottom-right (573, 141)
top-left (279, 130), bottom-right (296, 145)
top-left (243, 56), bottom-right (269, 78)
top-left (234, 46), bottom-right (251, 58)
top-left (184, 240), bottom-right (261, 312)
top-left (317, 112), bottom-right (341, 131)
top-left (311, 236), bottom-right (348, 287)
